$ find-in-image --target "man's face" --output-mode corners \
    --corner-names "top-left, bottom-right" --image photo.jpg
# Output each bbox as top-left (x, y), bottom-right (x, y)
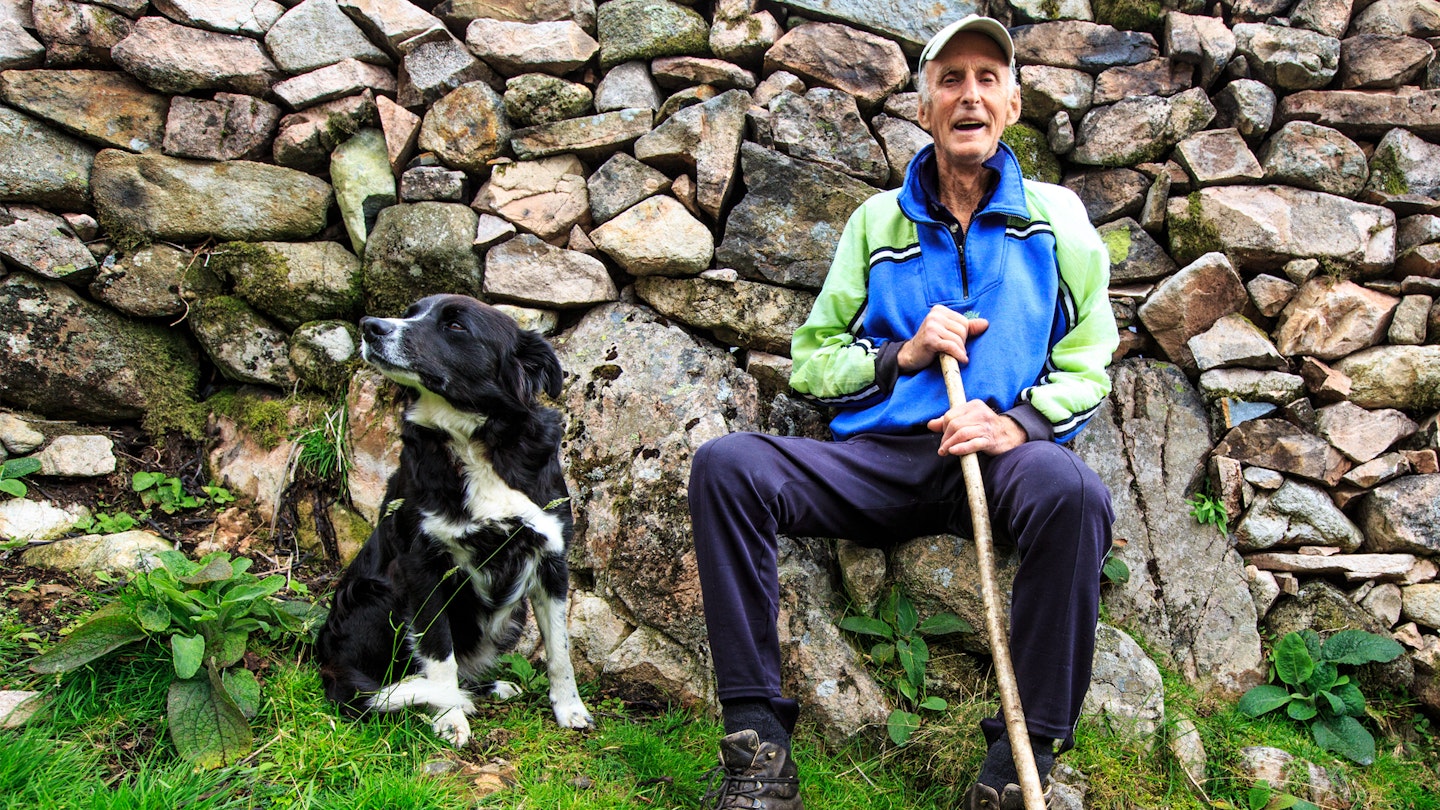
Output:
top-left (917, 31), bottom-right (1022, 172)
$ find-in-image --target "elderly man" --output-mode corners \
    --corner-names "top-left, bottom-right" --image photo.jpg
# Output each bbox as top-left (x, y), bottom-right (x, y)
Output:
top-left (691, 14), bottom-right (1118, 810)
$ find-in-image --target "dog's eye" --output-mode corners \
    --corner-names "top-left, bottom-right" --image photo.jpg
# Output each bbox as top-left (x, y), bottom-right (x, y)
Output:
top-left (446, 320), bottom-right (466, 332)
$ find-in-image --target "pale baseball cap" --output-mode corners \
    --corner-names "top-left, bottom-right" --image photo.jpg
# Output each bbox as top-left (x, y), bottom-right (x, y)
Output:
top-left (917, 14), bottom-right (1016, 76)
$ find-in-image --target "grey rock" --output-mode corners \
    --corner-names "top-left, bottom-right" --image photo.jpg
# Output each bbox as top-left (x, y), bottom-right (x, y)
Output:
top-left (331, 127), bottom-right (396, 255)
top-left (590, 195), bottom-right (712, 276)
top-left (1397, 214), bottom-right (1440, 249)
top-left (0, 498), bottom-right (88, 544)
top-left (1071, 88), bottom-right (1214, 166)
top-left (716, 143), bottom-right (878, 291)
top-left (595, 0), bottom-right (708, 70)
top-left (769, 0), bottom-right (987, 54)
top-left (1403, 582), bottom-right (1440, 628)
top-left (210, 240), bottom-right (362, 330)
top-left (396, 36), bottom-right (499, 110)
top-left (835, 538), bottom-right (886, 614)
top-left (1167, 186), bottom-right (1394, 275)
top-left (1343, 452), bottom-right (1413, 489)
top-left (0, 105), bottom-right (94, 210)
top-left (111, 16), bottom-right (280, 96)
top-left (504, 73), bottom-right (593, 127)
top-left (1137, 252), bottom-right (1248, 371)
top-left (0, 413), bottom-right (44, 455)
top-left (634, 274), bottom-right (812, 355)
top-left (0, 205), bottom-right (96, 281)
top-left (1278, 88), bottom-right (1440, 140)
top-left (873, 113), bottom-right (931, 186)
top-left (1011, 20), bottom-right (1159, 73)
top-left (1339, 34), bottom-right (1435, 89)
top-left (361, 202), bottom-right (481, 316)
top-left (651, 55), bottom-right (756, 91)
top-left (336, 0), bottom-right (447, 53)
top-left (88, 243), bottom-right (188, 318)
top-left (1174, 128), bottom-right (1264, 187)
top-left (1234, 479), bottom-right (1365, 552)
top-left (1234, 746), bottom-right (1356, 810)
top-left (21, 530), bottom-right (171, 580)
top-left (1198, 368), bottom-right (1306, 405)
top-left (465, 19), bottom-right (599, 77)
top-left (417, 80), bottom-right (510, 173)
top-left (1292, 0), bottom-right (1355, 38)
top-left (377, 95), bottom-right (420, 173)
top-left (586, 151), bottom-right (671, 224)
top-left (633, 89), bottom-right (747, 219)
top-left (764, 21), bottom-right (908, 110)
top-left (1019, 64), bottom-right (1094, 123)
top-left (399, 165), bottom-right (466, 202)
top-left (190, 295), bottom-right (295, 386)
top-left (1317, 400), bottom-right (1418, 463)
top-left (755, 70), bottom-right (806, 108)
top-left (1072, 359), bottom-right (1264, 696)
top-left (342, 368), bottom-right (404, 524)
top-left (1258, 121), bottom-right (1367, 198)
top-left (151, 0), bottom-right (285, 36)
top-left (510, 107), bottom-right (652, 162)
top-left (273, 59), bottom-right (396, 110)
top-left (1390, 293), bottom-right (1432, 344)
top-left (708, 11), bottom-right (781, 67)
top-left (0, 20), bottom-right (44, 71)
top-left (473, 212), bottom-right (517, 249)
top-left (273, 91), bottom-right (378, 172)
top-left (1080, 624), bottom-right (1166, 747)
top-left (1350, 0), bottom-right (1440, 37)
top-left (1275, 278), bottom-right (1399, 360)
top-left (1359, 582), bottom-right (1404, 627)
top-left (768, 88), bottom-right (887, 184)
top-left (1360, 474), bottom-right (1440, 555)
top-left (1188, 313), bottom-right (1285, 371)
top-left (32, 434), bottom-right (115, 477)
top-left (483, 233), bottom-right (617, 308)
top-left (1012, 0), bottom-right (1092, 21)
top-left (32, 0), bottom-right (133, 68)
top-left (0, 69), bottom-right (167, 153)
top-left (263, 0), bottom-right (388, 74)
top-left (472, 154), bottom-right (589, 242)
top-left (1098, 216), bottom-right (1176, 282)
top-left (1092, 58), bottom-right (1192, 105)
top-left (1164, 12), bottom-right (1236, 88)
top-left (164, 94), bottom-right (281, 162)
top-left (1062, 167), bottom-right (1147, 223)
top-left (594, 61), bottom-right (660, 113)
top-left (1214, 418), bottom-right (1351, 486)
top-left (0, 274), bottom-right (199, 425)
top-left (1364, 127), bottom-right (1440, 207)
top-left (289, 320), bottom-right (357, 392)
top-left (1212, 78), bottom-right (1276, 141)
top-left (1234, 23), bottom-right (1340, 90)
top-left (92, 150), bottom-right (333, 242)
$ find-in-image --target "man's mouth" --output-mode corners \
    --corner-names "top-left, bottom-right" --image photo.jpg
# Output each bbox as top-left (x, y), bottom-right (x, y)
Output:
top-left (954, 121), bottom-right (986, 131)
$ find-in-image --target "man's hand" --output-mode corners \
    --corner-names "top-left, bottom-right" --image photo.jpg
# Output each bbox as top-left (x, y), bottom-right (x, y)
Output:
top-left (897, 305), bottom-right (990, 373)
top-left (928, 403), bottom-right (1026, 457)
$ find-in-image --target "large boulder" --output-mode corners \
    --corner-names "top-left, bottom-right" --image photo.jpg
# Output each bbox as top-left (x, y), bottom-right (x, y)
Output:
top-left (0, 104), bottom-right (94, 210)
top-left (361, 202), bottom-right (481, 316)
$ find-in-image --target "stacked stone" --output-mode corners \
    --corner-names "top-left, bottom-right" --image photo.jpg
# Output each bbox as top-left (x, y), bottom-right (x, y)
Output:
top-left (0, 0), bottom-right (1439, 742)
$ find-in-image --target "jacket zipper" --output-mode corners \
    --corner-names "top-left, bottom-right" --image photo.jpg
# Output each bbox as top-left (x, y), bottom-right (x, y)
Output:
top-left (949, 221), bottom-right (969, 299)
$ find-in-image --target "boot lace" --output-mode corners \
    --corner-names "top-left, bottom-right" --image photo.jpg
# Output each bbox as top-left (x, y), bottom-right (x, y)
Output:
top-left (700, 765), bottom-right (797, 809)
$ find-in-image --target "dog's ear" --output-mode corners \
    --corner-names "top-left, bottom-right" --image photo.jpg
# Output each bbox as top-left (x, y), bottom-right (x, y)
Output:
top-left (513, 329), bottom-right (564, 401)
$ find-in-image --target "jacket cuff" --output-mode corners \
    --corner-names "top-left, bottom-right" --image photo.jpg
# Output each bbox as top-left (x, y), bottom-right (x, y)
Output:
top-left (875, 340), bottom-right (902, 396)
top-left (1003, 402), bottom-right (1055, 443)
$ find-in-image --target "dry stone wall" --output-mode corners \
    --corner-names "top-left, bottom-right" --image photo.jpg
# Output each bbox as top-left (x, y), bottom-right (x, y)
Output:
top-left (1, 0), bottom-right (1439, 734)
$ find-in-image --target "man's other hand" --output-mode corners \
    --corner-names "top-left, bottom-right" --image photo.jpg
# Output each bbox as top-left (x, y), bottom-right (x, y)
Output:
top-left (928, 402), bottom-right (1026, 457)
top-left (897, 305), bottom-right (989, 373)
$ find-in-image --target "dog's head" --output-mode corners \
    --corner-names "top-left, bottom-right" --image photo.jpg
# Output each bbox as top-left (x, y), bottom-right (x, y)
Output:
top-left (359, 295), bottom-right (562, 413)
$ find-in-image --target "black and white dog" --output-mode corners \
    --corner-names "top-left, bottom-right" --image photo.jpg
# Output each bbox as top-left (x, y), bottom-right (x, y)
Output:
top-left (317, 294), bottom-right (592, 745)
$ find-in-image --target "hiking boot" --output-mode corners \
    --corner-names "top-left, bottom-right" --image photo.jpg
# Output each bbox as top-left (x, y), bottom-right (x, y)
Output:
top-left (700, 729), bottom-right (802, 809)
top-left (962, 780), bottom-right (1054, 809)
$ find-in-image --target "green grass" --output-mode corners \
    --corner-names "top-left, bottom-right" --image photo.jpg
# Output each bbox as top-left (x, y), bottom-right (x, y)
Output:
top-left (3, 600), bottom-right (1438, 810)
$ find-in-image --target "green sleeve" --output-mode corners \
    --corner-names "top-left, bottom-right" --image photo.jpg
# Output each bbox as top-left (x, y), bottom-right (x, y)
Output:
top-left (789, 202), bottom-right (883, 400)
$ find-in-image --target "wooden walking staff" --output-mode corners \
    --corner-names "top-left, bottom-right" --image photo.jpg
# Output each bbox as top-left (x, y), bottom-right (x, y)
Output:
top-left (939, 353), bottom-right (1047, 810)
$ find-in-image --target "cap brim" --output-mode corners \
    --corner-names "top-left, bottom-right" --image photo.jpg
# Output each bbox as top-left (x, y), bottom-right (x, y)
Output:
top-left (918, 15), bottom-right (1015, 72)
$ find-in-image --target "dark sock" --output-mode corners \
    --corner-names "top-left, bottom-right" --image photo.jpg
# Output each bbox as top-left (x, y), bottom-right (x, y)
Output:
top-left (977, 735), bottom-right (1055, 790)
top-left (722, 698), bottom-right (792, 752)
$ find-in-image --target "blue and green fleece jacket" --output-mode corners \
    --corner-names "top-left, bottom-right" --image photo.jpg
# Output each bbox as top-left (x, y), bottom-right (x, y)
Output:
top-left (789, 142), bottom-right (1118, 443)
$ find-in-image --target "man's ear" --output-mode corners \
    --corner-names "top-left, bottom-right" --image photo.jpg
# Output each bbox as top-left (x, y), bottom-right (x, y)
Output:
top-left (1006, 85), bottom-right (1022, 127)
top-left (918, 96), bottom-right (934, 135)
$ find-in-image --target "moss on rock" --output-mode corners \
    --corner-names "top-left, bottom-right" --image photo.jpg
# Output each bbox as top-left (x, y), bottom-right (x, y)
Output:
top-left (1004, 123), bottom-right (1061, 185)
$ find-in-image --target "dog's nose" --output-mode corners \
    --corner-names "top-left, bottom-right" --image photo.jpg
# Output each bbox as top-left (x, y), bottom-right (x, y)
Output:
top-left (361, 317), bottom-right (393, 339)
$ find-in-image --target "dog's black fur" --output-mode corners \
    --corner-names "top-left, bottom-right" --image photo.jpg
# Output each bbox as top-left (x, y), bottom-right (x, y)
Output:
top-left (317, 294), bottom-right (592, 745)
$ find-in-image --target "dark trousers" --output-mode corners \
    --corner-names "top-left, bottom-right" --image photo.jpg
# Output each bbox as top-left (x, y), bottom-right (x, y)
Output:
top-left (689, 431), bottom-right (1114, 744)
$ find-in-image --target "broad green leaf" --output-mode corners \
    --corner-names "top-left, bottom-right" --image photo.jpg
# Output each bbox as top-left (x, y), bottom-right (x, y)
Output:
top-left (1332, 682), bottom-right (1367, 717)
top-left (1300, 629), bottom-right (1322, 662)
top-left (1237, 685), bottom-right (1291, 717)
top-left (887, 709), bottom-right (921, 746)
top-left (919, 696), bottom-right (947, 711)
top-left (1318, 689), bottom-right (1346, 717)
top-left (207, 629), bottom-right (249, 669)
top-left (0, 479), bottom-right (25, 498)
top-left (1303, 661), bottom-right (1338, 694)
top-left (1, 457), bottom-right (42, 479)
top-left (1247, 781), bottom-right (1272, 810)
top-left (895, 593), bottom-right (919, 637)
top-left (172, 634), bottom-right (204, 679)
top-left (1286, 698), bottom-right (1317, 721)
top-left (136, 600), bottom-right (171, 632)
top-left (274, 599), bottom-right (328, 635)
top-left (897, 640), bottom-right (923, 689)
top-left (219, 576), bottom-right (284, 605)
top-left (917, 613), bottom-right (971, 636)
top-left (1273, 632), bottom-right (1315, 687)
top-left (871, 643), bottom-right (895, 665)
top-left (1320, 629), bottom-right (1403, 666)
top-left (154, 551), bottom-right (198, 578)
top-left (895, 676), bottom-right (918, 702)
top-left (29, 608), bottom-right (146, 674)
top-left (1101, 556), bottom-right (1130, 584)
top-left (838, 616), bottom-right (893, 639)
top-left (167, 671), bottom-right (253, 768)
top-left (221, 668), bottom-right (262, 719)
top-left (911, 635), bottom-right (930, 665)
top-left (180, 554), bottom-right (235, 586)
top-left (1311, 715), bottom-right (1375, 765)
top-left (230, 557), bottom-right (253, 577)
top-left (131, 471), bottom-right (167, 492)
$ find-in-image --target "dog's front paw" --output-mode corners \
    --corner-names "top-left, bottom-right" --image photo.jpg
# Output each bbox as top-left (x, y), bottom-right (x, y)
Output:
top-left (489, 680), bottom-right (522, 701)
top-left (552, 698), bottom-right (594, 730)
top-left (432, 707), bottom-right (472, 747)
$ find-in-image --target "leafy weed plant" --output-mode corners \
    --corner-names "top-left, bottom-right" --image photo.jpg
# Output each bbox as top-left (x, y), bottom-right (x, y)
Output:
top-left (28, 551), bottom-right (326, 768)
top-left (1187, 491), bottom-right (1230, 537)
top-left (839, 586), bottom-right (971, 745)
top-left (0, 457), bottom-right (41, 499)
top-left (1238, 628), bottom-right (1403, 764)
